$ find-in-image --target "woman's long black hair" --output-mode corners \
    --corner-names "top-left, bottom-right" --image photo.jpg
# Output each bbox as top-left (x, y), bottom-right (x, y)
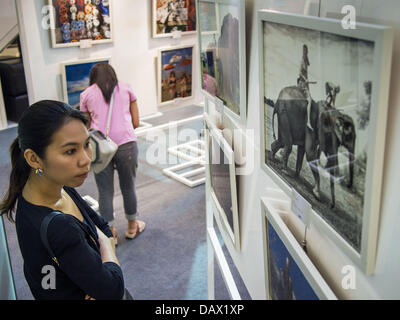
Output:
top-left (89, 62), bottom-right (118, 104)
top-left (0, 100), bottom-right (88, 222)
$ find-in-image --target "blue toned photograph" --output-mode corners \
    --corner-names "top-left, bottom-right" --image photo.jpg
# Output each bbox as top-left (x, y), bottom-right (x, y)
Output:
top-left (160, 46), bottom-right (193, 103)
top-left (65, 60), bottom-right (109, 107)
top-left (267, 221), bottom-right (318, 300)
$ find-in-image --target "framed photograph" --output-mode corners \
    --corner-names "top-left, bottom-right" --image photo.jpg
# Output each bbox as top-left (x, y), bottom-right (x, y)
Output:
top-left (261, 197), bottom-right (337, 300)
top-left (198, 0), bottom-right (218, 34)
top-left (60, 57), bottom-right (110, 107)
top-left (258, 10), bottom-right (393, 274)
top-left (48, 0), bottom-right (113, 48)
top-left (197, 0), bottom-right (246, 123)
top-left (158, 45), bottom-right (194, 106)
top-left (205, 113), bottom-right (240, 251)
top-left (152, 0), bottom-right (196, 38)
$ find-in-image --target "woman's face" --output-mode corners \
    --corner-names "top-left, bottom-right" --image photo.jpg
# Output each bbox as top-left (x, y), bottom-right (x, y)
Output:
top-left (41, 119), bottom-right (92, 188)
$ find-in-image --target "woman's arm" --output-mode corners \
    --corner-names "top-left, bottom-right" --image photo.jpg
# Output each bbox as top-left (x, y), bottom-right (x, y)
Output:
top-left (129, 100), bottom-right (140, 129)
top-left (48, 215), bottom-right (124, 299)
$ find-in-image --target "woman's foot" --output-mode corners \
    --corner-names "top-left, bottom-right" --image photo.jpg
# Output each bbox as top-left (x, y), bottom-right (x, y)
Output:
top-left (125, 220), bottom-right (146, 240)
top-left (110, 226), bottom-right (118, 246)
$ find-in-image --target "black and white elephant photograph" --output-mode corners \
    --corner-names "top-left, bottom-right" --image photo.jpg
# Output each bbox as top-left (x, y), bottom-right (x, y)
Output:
top-left (261, 21), bottom-right (376, 253)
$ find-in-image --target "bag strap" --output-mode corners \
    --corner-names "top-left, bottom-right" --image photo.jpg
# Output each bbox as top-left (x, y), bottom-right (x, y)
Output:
top-left (105, 90), bottom-right (115, 138)
top-left (40, 211), bottom-right (64, 267)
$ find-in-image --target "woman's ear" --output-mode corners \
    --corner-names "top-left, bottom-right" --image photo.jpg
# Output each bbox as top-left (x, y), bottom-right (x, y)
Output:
top-left (23, 149), bottom-right (42, 170)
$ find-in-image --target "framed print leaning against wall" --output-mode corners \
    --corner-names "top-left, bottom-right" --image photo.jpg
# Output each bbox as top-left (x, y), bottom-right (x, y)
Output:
top-left (197, 0), bottom-right (247, 123)
top-left (60, 57), bottom-right (110, 108)
top-left (158, 45), bottom-right (194, 106)
top-left (153, 0), bottom-right (197, 38)
top-left (258, 10), bottom-right (393, 274)
top-left (48, 0), bottom-right (113, 48)
top-left (261, 198), bottom-right (337, 300)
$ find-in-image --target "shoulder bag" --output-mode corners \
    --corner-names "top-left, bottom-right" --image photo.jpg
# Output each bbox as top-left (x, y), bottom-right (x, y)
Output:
top-left (89, 91), bottom-right (118, 174)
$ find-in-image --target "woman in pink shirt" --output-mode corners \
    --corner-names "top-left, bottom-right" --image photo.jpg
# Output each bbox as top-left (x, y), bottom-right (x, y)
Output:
top-left (80, 63), bottom-right (145, 243)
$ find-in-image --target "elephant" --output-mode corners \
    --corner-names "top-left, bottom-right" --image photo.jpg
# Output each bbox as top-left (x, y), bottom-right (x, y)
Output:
top-left (265, 85), bottom-right (356, 208)
top-left (316, 108), bottom-right (356, 207)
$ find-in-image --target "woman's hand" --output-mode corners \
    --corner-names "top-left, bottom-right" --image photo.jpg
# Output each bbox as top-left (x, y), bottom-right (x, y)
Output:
top-left (96, 227), bottom-right (119, 265)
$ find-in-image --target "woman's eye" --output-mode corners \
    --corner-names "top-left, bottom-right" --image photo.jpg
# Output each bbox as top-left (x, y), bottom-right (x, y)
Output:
top-left (85, 141), bottom-right (90, 148)
top-left (66, 149), bottom-right (76, 155)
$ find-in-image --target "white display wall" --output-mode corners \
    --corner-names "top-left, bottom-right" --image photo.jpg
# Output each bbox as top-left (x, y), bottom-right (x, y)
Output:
top-left (206, 0), bottom-right (400, 299)
top-left (16, 0), bottom-right (203, 117)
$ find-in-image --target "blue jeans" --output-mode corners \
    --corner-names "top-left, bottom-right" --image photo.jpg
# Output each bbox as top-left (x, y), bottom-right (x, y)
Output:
top-left (94, 141), bottom-right (139, 224)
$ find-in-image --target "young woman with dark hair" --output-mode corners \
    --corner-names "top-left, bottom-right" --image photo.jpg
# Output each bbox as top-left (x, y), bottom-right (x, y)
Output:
top-left (80, 63), bottom-right (145, 243)
top-left (0, 100), bottom-right (124, 300)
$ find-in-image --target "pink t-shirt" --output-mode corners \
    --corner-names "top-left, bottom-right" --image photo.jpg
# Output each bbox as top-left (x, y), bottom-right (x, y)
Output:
top-left (80, 82), bottom-right (137, 146)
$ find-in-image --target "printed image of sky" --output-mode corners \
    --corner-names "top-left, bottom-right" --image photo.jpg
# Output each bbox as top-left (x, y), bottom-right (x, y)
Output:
top-left (268, 222), bottom-right (319, 300)
top-left (161, 47), bottom-right (193, 81)
top-left (65, 60), bottom-right (109, 106)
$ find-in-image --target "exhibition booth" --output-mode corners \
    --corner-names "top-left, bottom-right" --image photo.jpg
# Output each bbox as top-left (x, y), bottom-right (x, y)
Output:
top-left (1, 0), bottom-right (400, 300)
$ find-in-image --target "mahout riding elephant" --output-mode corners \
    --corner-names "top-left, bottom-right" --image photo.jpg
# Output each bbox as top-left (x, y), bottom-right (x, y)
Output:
top-left (265, 85), bottom-right (356, 208)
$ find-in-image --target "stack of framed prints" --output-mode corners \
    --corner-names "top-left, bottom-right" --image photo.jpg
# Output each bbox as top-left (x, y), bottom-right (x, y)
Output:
top-left (158, 45), bottom-right (194, 105)
top-left (60, 57), bottom-right (110, 107)
top-left (261, 197), bottom-right (337, 300)
top-left (48, 0), bottom-right (113, 48)
top-left (152, 0), bottom-right (197, 38)
top-left (205, 113), bottom-right (240, 251)
top-left (197, 0), bottom-right (246, 123)
top-left (258, 10), bottom-right (393, 274)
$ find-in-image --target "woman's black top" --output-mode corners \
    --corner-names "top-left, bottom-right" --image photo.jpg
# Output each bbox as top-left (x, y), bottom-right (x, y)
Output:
top-left (15, 186), bottom-right (124, 300)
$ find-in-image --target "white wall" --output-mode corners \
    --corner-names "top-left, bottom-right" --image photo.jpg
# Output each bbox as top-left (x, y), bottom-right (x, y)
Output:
top-left (16, 0), bottom-right (202, 117)
top-left (206, 0), bottom-right (400, 299)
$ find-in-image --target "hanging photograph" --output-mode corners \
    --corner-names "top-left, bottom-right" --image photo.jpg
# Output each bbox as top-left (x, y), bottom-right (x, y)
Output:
top-left (197, 0), bottom-right (218, 98)
top-left (60, 57), bottom-right (110, 107)
top-left (198, 0), bottom-right (218, 33)
top-left (48, 0), bottom-right (113, 48)
top-left (259, 10), bottom-right (393, 274)
top-left (261, 198), bottom-right (337, 300)
top-left (153, 0), bottom-right (196, 38)
top-left (197, 0), bottom-right (246, 123)
top-left (158, 45), bottom-right (193, 105)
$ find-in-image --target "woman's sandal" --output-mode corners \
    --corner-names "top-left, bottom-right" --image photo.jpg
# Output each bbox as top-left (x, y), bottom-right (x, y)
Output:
top-left (125, 220), bottom-right (146, 240)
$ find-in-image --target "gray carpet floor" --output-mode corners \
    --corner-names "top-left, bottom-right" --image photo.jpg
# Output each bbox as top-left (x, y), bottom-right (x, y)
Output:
top-left (1, 104), bottom-right (250, 300)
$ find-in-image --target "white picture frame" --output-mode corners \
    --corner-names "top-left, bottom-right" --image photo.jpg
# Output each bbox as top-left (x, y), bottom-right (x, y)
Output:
top-left (205, 114), bottom-right (240, 251)
top-left (152, 0), bottom-right (197, 38)
top-left (157, 44), bottom-right (194, 106)
top-left (48, 0), bottom-right (113, 49)
top-left (258, 9), bottom-right (393, 274)
top-left (60, 57), bottom-right (111, 107)
top-left (261, 197), bottom-right (337, 300)
top-left (197, 0), bottom-right (247, 124)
